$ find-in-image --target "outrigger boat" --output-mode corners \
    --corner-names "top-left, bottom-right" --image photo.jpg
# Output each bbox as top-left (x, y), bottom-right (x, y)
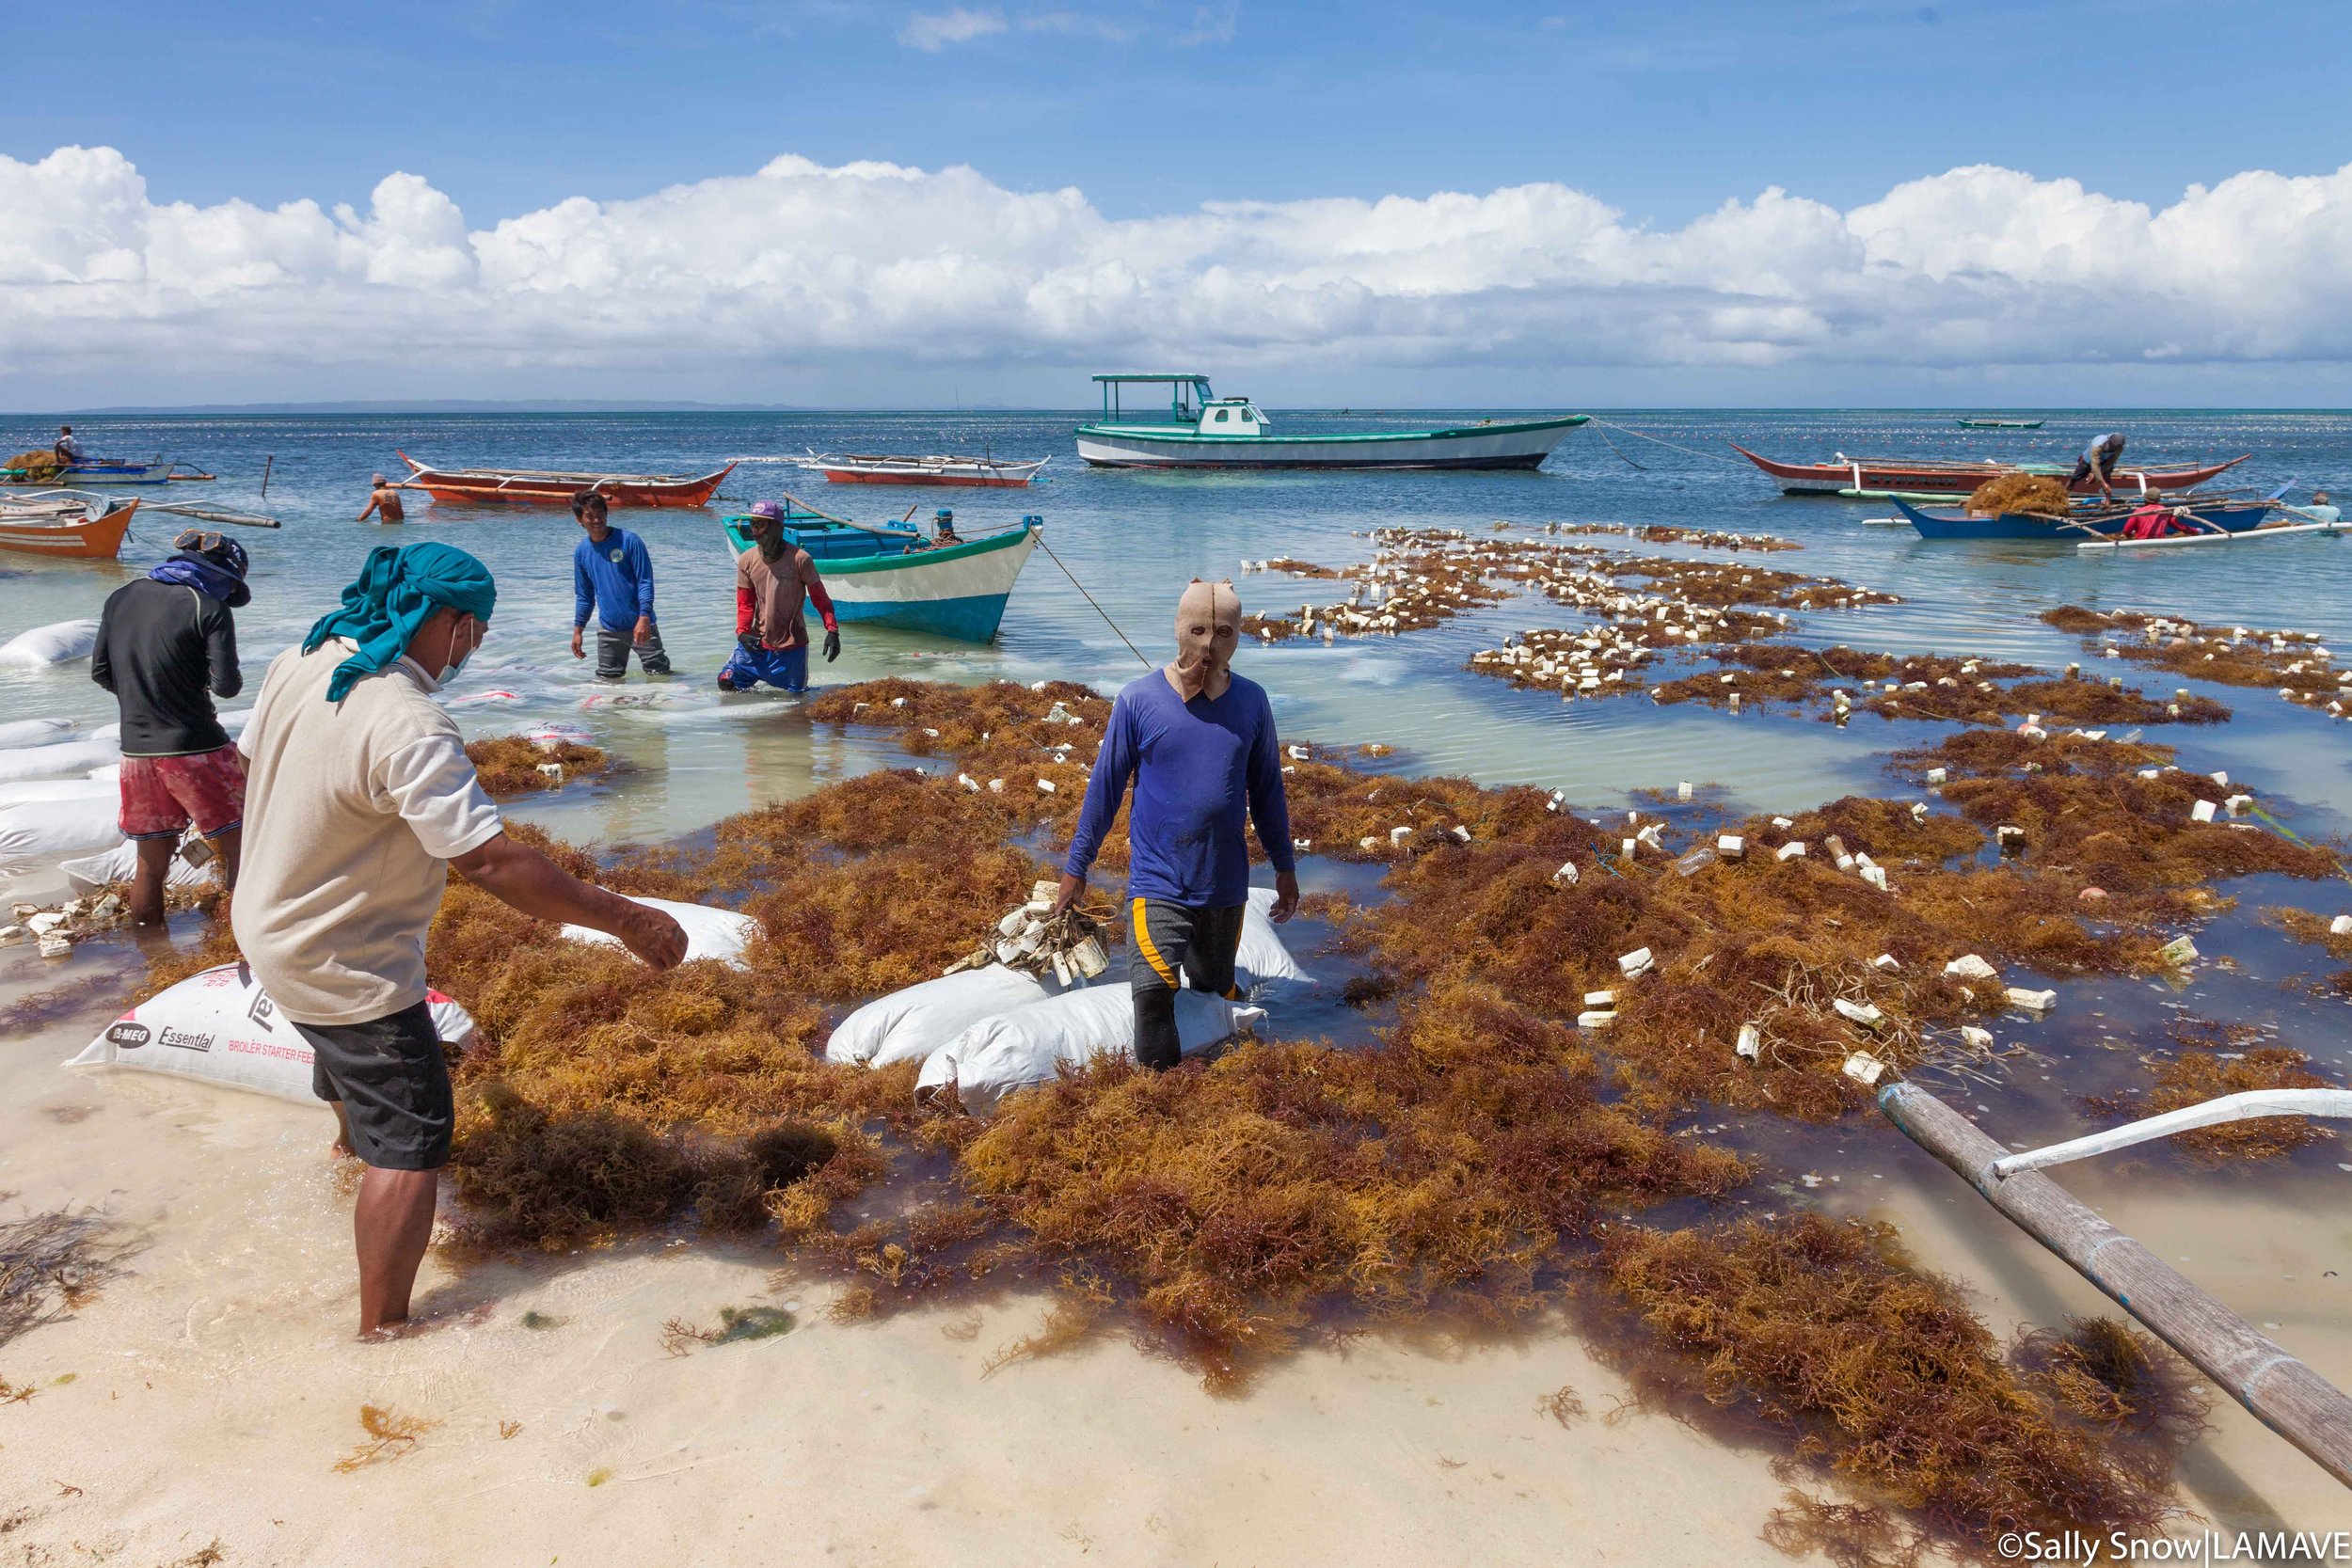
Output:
top-left (397, 451), bottom-right (735, 508)
top-left (1890, 495), bottom-right (2274, 543)
top-left (1075, 374), bottom-right (1587, 470)
top-left (2077, 519), bottom-right (2343, 552)
top-left (4, 454), bottom-right (175, 487)
top-left (796, 451), bottom-right (1048, 488)
top-left (0, 495), bottom-right (138, 560)
top-left (1732, 443), bottom-right (2248, 497)
top-left (1954, 418), bottom-right (2044, 430)
top-left (722, 494), bottom-right (1040, 641)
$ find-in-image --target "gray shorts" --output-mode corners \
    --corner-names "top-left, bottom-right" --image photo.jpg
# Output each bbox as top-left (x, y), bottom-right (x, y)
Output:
top-left (298, 1002), bottom-right (453, 1171)
top-left (596, 622), bottom-right (672, 678)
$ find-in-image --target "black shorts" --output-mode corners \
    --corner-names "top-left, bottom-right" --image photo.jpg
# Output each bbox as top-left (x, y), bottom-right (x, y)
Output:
top-left (297, 1002), bottom-right (453, 1171)
top-left (1127, 898), bottom-right (1245, 999)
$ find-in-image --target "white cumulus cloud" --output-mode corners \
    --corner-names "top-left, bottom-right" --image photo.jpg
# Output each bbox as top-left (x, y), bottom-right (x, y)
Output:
top-left (898, 7), bottom-right (1009, 50)
top-left (4, 143), bottom-right (2351, 404)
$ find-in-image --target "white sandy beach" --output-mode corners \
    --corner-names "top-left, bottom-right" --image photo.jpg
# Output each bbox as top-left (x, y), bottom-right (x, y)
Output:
top-left (5, 952), bottom-right (2348, 1567)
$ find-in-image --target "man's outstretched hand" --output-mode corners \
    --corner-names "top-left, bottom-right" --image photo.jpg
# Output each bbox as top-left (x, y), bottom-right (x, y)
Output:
top-left (1051, 870), bottom-right (1086, 916)
top-left (453, 831), bottom-right (688, 972)
top-left (616, 902), bottom-right (688, 970)
top-left (1268, 869), bottom-right (1300, 924)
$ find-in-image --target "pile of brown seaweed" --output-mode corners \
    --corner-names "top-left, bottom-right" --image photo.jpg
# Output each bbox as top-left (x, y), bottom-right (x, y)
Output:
top-left (2080, 1018), bottom-right (2346, 1164)
top-left (1543, 521), bottom-right (1801, 551)
top-left (1598, 1214), bottom-right (2190, 1545)
top-left (1966, 473), bottom-right (2074, 517)
top-left (463, 736), bottom-right (612, 796)
top-left (2044, 606), bottom-right (2351, 715)
top-left (1349, 725), bottom-right (2338, 1119)
top-left (1238, 526), bottom-right (1896, 647)
top-left (2266, 905), bottom-right (2352, 997)
top-left (1472, 632), bottom-right (2231, 727)
top-left (121, 673), bottom-right (2332, 1555)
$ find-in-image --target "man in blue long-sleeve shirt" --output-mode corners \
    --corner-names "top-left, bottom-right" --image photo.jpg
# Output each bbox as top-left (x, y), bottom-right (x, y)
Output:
top-left (569, 490), bottom-right (673, 678)
top-left (1055, 579), bottom-right (1296, 1071)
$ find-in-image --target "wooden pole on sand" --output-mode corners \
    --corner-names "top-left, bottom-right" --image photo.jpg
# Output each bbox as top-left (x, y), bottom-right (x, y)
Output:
top-left (1877, 1080), bottom-right (2352, 1490)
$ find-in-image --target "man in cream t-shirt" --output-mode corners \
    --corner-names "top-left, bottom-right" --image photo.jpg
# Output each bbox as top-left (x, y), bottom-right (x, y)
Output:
top-left (235, 543), bottom-right (686, 1338)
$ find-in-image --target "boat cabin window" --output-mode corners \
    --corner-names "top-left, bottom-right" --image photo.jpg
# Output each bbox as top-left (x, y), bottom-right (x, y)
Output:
top-left (1214, 408), bottom-right (1230, 423)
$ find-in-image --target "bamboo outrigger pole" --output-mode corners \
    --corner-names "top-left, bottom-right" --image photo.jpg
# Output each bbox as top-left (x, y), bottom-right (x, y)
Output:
top-left (1877, 1080), bottom-right (2352, 1489)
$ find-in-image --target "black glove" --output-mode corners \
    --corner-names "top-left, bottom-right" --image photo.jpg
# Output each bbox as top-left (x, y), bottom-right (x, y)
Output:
top-left (738, 631), bottom-right (762, 654)
top-left (822, 628), bottom-right (841, 663)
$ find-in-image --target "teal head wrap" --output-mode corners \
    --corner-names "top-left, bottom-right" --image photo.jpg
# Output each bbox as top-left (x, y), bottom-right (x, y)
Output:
top-left (304, 543), bottom-right (498, 702)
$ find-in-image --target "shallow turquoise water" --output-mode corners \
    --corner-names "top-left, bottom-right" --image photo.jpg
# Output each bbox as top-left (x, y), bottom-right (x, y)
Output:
top-left (1, 407), bottom-right (2345, 850)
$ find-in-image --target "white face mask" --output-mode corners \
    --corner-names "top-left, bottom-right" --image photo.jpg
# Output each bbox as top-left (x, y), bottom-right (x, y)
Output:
top-left (438, 616), bottom-right (479, 684)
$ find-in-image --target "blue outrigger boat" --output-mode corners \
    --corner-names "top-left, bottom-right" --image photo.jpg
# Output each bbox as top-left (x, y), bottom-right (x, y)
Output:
top-left (3, 453), bottom-right (176, 487)
top-left (1891, 497), bottom-right (2274, 542)
top-left (723, 494), bottom-right (1040, 641)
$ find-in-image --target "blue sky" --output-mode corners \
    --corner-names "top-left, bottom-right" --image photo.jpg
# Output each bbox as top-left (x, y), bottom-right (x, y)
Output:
top-left (4, 1), bottom-right (2350, 405)
top-left (8, 0), bottom-right (2342, 227)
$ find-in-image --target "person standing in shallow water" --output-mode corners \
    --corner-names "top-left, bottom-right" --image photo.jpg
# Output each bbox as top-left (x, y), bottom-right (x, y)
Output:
top-left (719, 499), bottom-right (839, 693)
top-left (233, 543), bottom-right (686, 1338)
top-left (357, 474), bottom-right (405, 524)
top-left (1055, 579), bottom-right (1297, 1070)
top-left (568, 489), bottom-right (672, 678)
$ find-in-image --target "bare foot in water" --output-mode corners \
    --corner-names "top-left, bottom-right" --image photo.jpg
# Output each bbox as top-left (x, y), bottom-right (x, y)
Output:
top-left (356, 1302), bottom-right (490, 1343)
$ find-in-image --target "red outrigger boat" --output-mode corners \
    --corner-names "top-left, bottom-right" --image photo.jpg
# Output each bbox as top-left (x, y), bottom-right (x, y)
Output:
top-left (397, 451), bottom-right (735, 508)
top-left (1730, 444), bottom-right (2249, 497)
top-left (0, 498), bottom-right (138, 560)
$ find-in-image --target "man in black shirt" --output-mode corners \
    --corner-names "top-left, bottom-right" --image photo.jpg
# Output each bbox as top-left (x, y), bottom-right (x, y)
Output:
top-left (90, 530), bottom-right (252, 924)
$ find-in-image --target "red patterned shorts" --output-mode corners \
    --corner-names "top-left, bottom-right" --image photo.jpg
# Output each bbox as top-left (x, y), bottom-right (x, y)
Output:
top-left (119, 745), bottom-right (246, 841)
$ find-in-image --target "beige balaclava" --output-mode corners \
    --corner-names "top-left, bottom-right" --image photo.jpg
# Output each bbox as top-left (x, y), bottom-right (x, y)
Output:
top-left (1165, 578), bottom-right (1241, 702)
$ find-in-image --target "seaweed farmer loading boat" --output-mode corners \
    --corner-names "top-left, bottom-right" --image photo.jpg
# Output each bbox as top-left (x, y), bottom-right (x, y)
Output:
top-left (2073, 432), bottom-right (2128, 501)
top-left (1054, 579), bottom-right (1297, 1070)
top-left (233, 543), bottom-right (688, 1338)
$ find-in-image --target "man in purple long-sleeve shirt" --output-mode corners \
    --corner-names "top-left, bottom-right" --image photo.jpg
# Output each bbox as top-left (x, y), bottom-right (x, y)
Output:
top-left (1055, 579), bottom-right (1297, 1071)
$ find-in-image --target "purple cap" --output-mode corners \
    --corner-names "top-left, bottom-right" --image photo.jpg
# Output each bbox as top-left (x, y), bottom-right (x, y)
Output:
top-left (748, 499), bottom-right (784, 522)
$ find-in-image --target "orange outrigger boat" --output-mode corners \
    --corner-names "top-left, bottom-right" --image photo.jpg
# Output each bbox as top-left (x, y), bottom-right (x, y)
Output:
top-left (0, 498), bottom-right (137, 560)
top-left (397, 451), bottom-right (735, 508)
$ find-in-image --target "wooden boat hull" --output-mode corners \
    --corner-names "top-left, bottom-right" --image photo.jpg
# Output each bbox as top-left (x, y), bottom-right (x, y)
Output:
top-left (1733, 444), bottom-right (2248, 497)
top-left (818, 467), bottom-right (1035, 487)
top-left (399, 451), bottom-right (734, 508)
top-left (1892, 498), bottom-right (2272, 542)
top-left (1074, 415), bottom-right (1587, 470)
top-left (822, 526), bottom-right (1038, 640)
top-left (807, 454), bottom-right (1045, 487)
top-left (0, 499), bottom-right (136, 560)
top-left (1955, 419), bottom-right (2044, 430)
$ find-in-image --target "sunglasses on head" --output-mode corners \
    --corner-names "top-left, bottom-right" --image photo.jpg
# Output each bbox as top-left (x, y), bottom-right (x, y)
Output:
top-left (173, 529), bottom-right (226, 554)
